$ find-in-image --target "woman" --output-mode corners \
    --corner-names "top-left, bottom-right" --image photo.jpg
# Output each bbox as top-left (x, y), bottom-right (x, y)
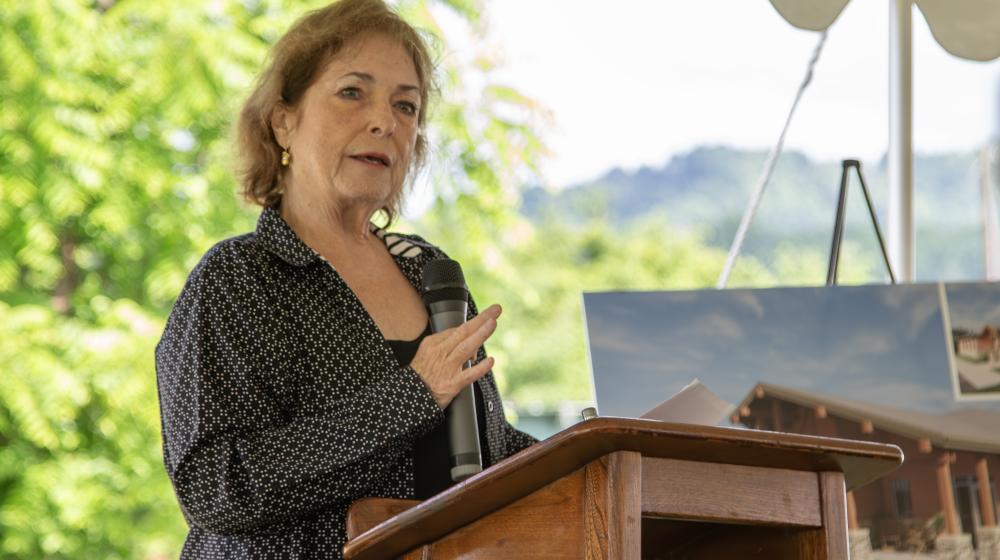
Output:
top-left (154, 0), bottom-right (536, 557)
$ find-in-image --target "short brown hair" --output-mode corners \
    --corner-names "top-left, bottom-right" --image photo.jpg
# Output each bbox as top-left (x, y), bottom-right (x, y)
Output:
top-left (236, 0), bottom-right (436, 224)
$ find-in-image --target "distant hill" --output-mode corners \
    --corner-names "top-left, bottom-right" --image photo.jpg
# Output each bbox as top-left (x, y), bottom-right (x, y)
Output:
top-left (522, 146), bottom-right (988, 281)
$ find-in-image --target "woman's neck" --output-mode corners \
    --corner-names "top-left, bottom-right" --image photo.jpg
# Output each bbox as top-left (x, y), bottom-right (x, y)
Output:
top-left (279, 188), bottom-right (381, 255)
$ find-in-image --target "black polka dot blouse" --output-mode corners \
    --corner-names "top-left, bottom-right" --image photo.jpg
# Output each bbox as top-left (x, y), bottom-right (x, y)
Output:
top-left (155, 207), bottom-right (537, 559)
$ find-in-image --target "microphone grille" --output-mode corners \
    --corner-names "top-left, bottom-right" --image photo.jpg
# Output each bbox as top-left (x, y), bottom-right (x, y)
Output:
top-left (422, 258), bottom-right (466, 291)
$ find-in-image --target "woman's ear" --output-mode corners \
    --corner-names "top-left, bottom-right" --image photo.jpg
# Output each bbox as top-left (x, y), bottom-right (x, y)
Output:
top-left (270, 102), bottom-right (296, 148)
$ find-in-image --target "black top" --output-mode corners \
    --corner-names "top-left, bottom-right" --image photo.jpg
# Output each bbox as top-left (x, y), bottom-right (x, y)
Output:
top-left (154, 207), bottom-right (537, 559)
top-left (385, 324), bottom-right (492, 500)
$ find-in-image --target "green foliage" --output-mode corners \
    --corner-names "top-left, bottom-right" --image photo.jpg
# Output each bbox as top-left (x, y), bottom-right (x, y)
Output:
top-left (0, 300), bottom-right (182, 558)
top-left (1, 0), bottom-right (268, 317)
top-left (0, 3), bottom-right (302, 551)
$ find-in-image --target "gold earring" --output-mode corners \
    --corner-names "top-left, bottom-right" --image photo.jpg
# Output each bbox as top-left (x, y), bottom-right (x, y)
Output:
top-left (281, 148), bottom-right (291, 167)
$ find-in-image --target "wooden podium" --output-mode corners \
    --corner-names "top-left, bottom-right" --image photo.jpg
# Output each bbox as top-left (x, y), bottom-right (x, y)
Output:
top-left (343, 417), bottom-right (902, 559)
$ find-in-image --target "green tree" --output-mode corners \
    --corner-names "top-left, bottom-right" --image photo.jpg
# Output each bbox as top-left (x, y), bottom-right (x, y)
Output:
top-left (0, 300), bottom-right (178, 558)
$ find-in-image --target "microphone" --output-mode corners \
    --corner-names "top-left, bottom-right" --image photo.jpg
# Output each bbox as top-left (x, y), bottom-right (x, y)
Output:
top-left (421, 258), bottom-right (483, 482)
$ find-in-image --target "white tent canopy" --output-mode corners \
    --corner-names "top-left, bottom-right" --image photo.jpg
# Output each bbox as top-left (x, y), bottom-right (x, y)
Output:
top-left (770, 0), bottom-right (1000, 61)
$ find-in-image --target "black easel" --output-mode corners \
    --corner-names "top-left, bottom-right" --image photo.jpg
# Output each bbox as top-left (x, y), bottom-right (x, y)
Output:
top-left (826, 159), bottom-right (897, 286)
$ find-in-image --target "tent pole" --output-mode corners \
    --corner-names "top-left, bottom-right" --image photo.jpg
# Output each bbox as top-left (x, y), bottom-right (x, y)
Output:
top-left (982, 147), bottom-right (1000, 279)
top-left (889, 0), bottom-right (915, 281)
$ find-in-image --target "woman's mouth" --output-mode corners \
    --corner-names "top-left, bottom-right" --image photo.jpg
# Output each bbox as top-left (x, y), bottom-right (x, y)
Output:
top-left (350, 153), bottom-right (390, 167)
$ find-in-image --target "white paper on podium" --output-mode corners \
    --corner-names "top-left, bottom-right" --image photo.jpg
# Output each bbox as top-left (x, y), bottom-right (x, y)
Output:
top-left (639, 378), bottom-right (734, 426)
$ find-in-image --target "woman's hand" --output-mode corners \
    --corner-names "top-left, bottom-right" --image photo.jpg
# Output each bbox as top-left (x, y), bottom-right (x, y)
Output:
top-left (410, 304), bottom-right (502, 410)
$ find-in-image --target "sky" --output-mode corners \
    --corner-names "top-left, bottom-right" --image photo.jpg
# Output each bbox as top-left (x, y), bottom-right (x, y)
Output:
top-left (582, 282), bottom-right (1000, 418)
top-left (464, 0), bottom-right (1000, 187)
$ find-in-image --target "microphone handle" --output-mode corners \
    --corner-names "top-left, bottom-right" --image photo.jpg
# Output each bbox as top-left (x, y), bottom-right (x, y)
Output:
top-left (447, 378), bottom-right (482, 481)
top-left (427, 300), bottom-right (483, 481)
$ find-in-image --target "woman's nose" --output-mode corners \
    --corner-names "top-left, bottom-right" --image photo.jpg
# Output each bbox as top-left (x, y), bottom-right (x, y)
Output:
top-left (368, 103), bottom-right (396, 137)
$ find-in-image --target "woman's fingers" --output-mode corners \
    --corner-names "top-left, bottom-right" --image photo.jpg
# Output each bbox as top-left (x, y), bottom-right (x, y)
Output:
top-left (449, 317), bottom-right (497, 365)
top-left (461, 356), bottom-right (494, 386)
top-left (410, 304), bottom-right (503, 409)
top-left (444, 304), bottom-right (501, 346)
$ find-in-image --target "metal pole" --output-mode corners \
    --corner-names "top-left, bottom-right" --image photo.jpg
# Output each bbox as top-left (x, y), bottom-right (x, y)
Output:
top-left (827, 161), bottom-right (851, 286)
top-left (855, 162), bottom-right (897, 284)
top-left (981, 147), bottom-right (1000, 280)
top-left (889, 0), bottom-right (915, 281)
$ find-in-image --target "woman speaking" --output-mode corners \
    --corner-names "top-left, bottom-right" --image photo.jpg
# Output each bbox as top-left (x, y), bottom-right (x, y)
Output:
top-left (154, 0), bottom-right (536, 556)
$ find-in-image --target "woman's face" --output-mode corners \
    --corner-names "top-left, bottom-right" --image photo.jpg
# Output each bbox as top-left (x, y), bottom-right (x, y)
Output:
top-left (274, 33), bottom-right (421, 211)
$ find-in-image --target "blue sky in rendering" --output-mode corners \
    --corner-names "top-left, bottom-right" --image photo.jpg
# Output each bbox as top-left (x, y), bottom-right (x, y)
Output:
top-left (583, 283), bottom-right (1000, 418)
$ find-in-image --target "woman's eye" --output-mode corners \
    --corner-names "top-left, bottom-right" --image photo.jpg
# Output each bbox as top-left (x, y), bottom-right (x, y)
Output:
top-left (397, 101), bottom-right (418, 116)
top-left (338, 87), bottom-right (361, 99)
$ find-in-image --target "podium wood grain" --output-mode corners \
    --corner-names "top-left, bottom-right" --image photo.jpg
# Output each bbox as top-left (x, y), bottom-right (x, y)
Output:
top-left (343, 418), bottom-right (902, 559)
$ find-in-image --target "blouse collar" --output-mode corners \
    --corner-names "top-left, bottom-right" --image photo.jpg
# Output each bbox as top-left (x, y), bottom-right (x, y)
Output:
top-left (255, 206), bottom-right (426, 267)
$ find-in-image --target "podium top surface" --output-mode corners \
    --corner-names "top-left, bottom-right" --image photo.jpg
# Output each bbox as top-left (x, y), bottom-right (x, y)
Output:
top-left (343, 417), bottom-right (902, 559)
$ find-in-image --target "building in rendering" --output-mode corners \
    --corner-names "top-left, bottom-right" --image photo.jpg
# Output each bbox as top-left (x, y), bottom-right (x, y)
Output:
top-left (734, 383), bottom-right (999, 555)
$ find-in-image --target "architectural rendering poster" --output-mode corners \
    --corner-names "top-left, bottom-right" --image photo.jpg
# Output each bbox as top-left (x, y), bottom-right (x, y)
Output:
top-left (582, 282), bottom-right (1000, 420)
top-left (583, 282), bottom-right (1000, 549)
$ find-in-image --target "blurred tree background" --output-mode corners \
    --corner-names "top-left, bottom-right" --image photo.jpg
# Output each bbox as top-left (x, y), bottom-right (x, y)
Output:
top-left (0, 0), bottom-right (883, 557)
